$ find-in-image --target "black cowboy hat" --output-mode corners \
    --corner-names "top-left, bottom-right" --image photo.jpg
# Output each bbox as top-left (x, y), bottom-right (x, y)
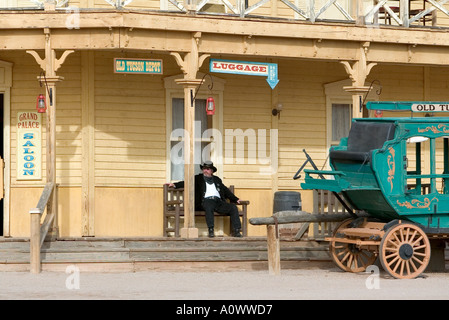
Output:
top-left (200, 161), bottom-right (217, 173)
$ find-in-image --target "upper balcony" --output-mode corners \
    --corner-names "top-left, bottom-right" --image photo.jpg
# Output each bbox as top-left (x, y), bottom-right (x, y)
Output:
top-left (2, 0), bottom-right (449, 29)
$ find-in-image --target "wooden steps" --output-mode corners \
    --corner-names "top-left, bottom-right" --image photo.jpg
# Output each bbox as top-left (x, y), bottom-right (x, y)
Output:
top-left (1, 237), bottom-right (448, 272)
top-left (0, 237), bottom-right (332, 271)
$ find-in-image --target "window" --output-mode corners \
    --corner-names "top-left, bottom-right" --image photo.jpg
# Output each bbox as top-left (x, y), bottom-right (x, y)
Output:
top-left (164, 74), bottom-right (225, 182)
top-left (406, 136), bottom-right (431, 195)
top-left (406, 136), bottom-right (449, 195)
top-left (325, 80), bottom-right (354, 150)
top-left (331, 103), bottom-right (352, 144)
top-left (170, 98), bottom-right (213, 181)
top-left (325, 79), bottom-right (380, 150)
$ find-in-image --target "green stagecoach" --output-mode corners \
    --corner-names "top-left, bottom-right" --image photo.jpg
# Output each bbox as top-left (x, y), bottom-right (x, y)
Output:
top-left (301, 101), bottom-right (449, 279)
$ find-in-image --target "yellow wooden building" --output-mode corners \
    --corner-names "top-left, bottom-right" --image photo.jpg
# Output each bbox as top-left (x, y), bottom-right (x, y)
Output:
top-left (2, 0), bottom-right (449, 240)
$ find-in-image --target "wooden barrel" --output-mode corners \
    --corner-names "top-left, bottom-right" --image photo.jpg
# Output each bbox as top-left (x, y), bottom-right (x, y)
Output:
top-left (273, 191), bottom-right (301, 213)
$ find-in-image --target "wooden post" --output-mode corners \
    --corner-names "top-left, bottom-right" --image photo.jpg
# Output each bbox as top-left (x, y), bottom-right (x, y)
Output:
top-left (81, 51), bottom-right (95, 237)
top-left (170, 33), bottom-right (209, 238)
top-left (400, 0), bottom-right (409, 27)
top-left (267, 225), bottom-right (280, 275)
top-left (354, 0), bottom-right (365, 26)
top-left (26, 30), bottom-right (74, 272)
top-left (344, 87), bottom-right (369, 119)
top-left (44, 30), bottom-right (56, 230)
top-left (35, 73), bottom-right (64, 238)
top-left (341, 43), bottom-right (377, 118)
top-left (29, 210), bottom-right (41, 274)
top-left (46, 80), bottom-right (57, 232)
top-left (175, 79), bottom-right (203, 238)
top-left (26, 31), bottom-right (73, 239)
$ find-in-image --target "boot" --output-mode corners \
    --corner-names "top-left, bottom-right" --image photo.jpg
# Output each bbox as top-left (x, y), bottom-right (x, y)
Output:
top-left (233, 228), bottom-right (243, 238)
top-left (208, 227), bottom-right (215, 238)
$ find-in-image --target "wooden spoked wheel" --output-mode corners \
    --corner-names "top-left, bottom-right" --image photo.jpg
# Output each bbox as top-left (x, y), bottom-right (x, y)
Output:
top-left (329, 219), bottom-right (378, 273)
top-left (379, 223), bottom-right (431, 279)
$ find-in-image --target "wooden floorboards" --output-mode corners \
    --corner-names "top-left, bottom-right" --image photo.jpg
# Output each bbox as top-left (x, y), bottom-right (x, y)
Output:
top-left (1, 237), bottom-right (448, 272)
top-left (0, 237), bottom-right (333, 272)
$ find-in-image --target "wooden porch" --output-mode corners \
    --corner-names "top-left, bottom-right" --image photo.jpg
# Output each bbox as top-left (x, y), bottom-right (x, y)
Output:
top-left (0, 236), bottom-right (332, 272)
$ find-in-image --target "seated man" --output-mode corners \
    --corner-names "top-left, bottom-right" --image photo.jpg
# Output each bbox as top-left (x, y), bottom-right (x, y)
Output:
top-left (168, 161), bottom-right (243, 238)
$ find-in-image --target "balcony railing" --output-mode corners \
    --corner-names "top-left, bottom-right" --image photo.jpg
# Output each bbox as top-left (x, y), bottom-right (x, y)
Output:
top-left (1, 0), bottom-right (449, 28)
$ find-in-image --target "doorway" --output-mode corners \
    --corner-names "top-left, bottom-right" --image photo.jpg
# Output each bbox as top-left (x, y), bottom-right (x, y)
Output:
top-left (0, 94), bottom-right (4, 236)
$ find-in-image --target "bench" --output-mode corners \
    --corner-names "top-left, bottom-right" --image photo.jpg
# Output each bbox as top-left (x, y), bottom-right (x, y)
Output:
top-left (163, 184), bottom-right (249, 237)
top-left (330, 121), bottom-right (396, 163)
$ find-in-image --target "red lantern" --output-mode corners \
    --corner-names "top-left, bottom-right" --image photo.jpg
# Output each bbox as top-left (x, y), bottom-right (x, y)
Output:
top-left (206, 97), bottom-right (215, 116)
top-left (374, 109), bottom-right (383, 118)
top-left (36, 94), bottom-right (47, 113)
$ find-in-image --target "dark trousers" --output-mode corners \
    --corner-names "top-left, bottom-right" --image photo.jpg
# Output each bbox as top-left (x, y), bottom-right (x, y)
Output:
top-left (201, 198), bottom-right (242, 230)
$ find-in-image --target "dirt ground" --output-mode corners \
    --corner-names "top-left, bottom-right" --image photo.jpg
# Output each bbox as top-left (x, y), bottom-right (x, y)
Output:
top-left (1, 265), bottom-right (449, 300)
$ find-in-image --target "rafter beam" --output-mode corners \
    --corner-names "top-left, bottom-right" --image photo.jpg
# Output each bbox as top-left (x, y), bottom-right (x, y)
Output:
top-left (0, 11), bottom-right (449, 47)
top-left (2, 12), bottom-right (449, 66)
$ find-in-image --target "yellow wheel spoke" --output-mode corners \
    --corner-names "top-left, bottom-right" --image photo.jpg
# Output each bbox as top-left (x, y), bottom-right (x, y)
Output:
top-left (392, 233), bottom-right (401, 244)
top-left (408, 230), bottom-right (418, 243)
top-left (392, 258), bottom-right (402, 273)
top-left (387, 255), bottom-right (400, 268)
top-left (399, 229), bottom-right (405, 243)
top-left (412, 255), bottom-right (425, 266)
top-left (387, 239), bottom-right (400, 248)
top-left (413, 251), bottom-right (427, 257)
top-left (385, 252), bottom-right (399, 259)
top-left (413, 244), bottom-right (427, 251)
top-left (409, 258), bottom-right (418, 272)
top-left (353, 255), bottom-right (359, 269)
top-left (336, 248), bottom-right (349, 257)
top-left (346, 254), bottom-right (354, 269)
top-left (411, 236), bottom-right (424, 247)
top-left (404, 228), bottom-right (411, 243)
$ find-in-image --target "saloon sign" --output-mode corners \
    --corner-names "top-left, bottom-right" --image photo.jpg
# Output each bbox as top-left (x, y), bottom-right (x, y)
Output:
top-left (17, 111), bottom-right (42, 180)
top-left (210, 59), bottom-right (279, 89)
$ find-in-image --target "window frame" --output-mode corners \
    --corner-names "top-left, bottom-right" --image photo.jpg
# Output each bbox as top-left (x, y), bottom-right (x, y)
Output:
top-left (324, 79), bottom-right (380, 152)
top-left (164, 73), bottom-right (225, 182)
top-left (325, 80), bottom-right (354, 152)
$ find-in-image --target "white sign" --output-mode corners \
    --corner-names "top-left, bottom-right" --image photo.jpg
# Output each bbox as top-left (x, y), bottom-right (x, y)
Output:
top-left (17, 111), bottom-right (42, 180)
top-left (210, 59), bottom-right (279, 89)
top-left (411, 103), bottom-right (449, 112)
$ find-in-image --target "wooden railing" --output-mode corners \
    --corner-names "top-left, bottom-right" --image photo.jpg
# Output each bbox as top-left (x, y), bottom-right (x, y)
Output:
top-left (2, 0), bottom-right (449, 29)
top-left (250, 210), bottom-right (364, 274)
top-left (29, 182), bottom-right (56, 274)
top-left (308, 189), bottom-right (352, 240)
top-left (249, 190), bottom-right (365, 275)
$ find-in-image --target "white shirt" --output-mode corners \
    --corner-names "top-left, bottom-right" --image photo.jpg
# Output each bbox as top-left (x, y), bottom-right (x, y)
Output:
top-left (204, 182), bottom-right (220, 198)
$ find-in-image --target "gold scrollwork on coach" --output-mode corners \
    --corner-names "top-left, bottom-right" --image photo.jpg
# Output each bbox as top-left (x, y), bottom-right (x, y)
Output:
top-left (418, 124), bottom-right (449, 134)
top-left (387, 147), bottom-right (395, 192)
top-left (397, 197), bottom-right (439, 210)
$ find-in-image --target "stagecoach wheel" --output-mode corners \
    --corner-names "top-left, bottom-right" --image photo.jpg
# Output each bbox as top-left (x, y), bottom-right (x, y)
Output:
top-left (379, 223), bottom-right (431, 279)
top-left (329, 218), bottom-right (377, 273)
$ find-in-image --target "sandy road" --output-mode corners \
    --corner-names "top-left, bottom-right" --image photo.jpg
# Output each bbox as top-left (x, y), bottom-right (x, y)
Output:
top-left (1, 266), bottom-right (449, 301)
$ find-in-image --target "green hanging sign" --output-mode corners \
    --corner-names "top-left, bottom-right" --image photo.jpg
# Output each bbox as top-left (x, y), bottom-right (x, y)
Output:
top-left (114, 58), bottom-right (163, 74)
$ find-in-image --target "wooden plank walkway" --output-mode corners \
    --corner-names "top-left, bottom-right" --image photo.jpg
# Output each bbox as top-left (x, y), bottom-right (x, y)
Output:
top-left (1, 237), bottom-right (448, 272)
top-left (0, 237), bottom-right (333, 272)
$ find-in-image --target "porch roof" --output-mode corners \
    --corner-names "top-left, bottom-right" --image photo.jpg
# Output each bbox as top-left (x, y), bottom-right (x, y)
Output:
top-left (1, 10), bottom-right (449, 66)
